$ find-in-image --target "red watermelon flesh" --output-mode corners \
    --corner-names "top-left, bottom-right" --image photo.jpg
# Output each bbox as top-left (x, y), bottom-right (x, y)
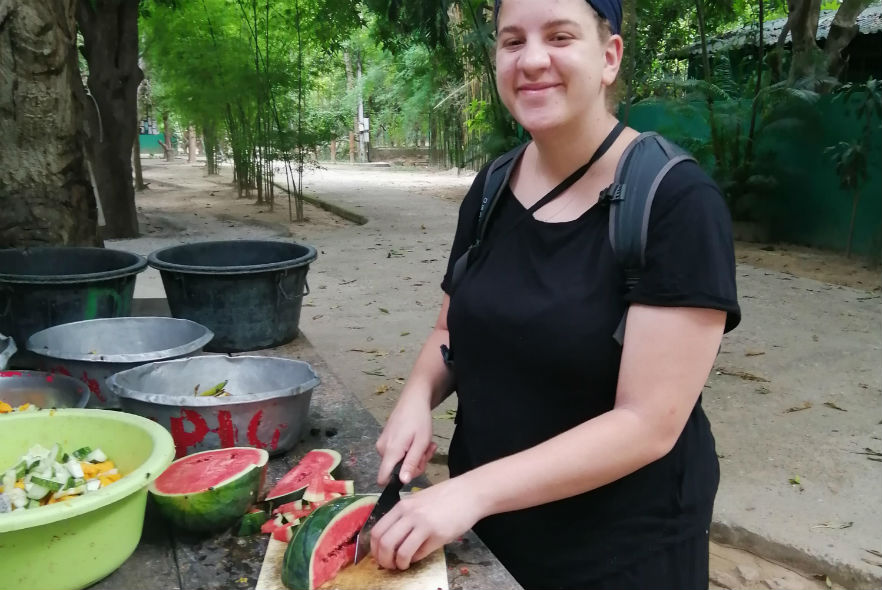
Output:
top-left (265, 449), bottom-right (341, 507)
top-left (302, 475), bottom-right (353, 503)
top-left (153, 447), bottom-right (266, 494)
top-left (310, 498), bottom-right (375, 588)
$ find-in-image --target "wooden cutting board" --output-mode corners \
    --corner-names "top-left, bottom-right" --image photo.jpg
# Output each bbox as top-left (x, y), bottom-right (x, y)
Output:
top-left (255, 538), bottom-right (449, 590)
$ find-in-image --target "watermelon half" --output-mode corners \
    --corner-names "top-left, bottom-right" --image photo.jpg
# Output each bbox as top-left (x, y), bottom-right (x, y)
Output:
top-left (265, 449), bottom-right (341, 509)
top-left (149, 447), bottom-right (269, 532)
top-left (281, 494), bottom-right (377, 590)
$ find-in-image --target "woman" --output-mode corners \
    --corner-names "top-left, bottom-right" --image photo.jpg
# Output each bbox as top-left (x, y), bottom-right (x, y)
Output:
top-left (369, 0), bottom-right (740, 588)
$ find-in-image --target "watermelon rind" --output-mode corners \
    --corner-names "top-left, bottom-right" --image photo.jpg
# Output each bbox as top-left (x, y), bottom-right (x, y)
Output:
top-left (237, 508), bottom-right (269, 536)
top-left (265, 449), bottom-right (342, 508)
top-left (149, 447), bottom-right (269, 532)
top-left (281, 494), bottom-right (377, 590)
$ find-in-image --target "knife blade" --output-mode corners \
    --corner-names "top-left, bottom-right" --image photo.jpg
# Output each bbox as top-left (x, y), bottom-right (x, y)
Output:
top-left (353, 459), bottom-right (405, 564)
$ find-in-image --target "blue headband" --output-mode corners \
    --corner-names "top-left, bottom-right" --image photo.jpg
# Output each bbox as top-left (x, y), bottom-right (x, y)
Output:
top-left (494, 0), bottom-right (622, 36)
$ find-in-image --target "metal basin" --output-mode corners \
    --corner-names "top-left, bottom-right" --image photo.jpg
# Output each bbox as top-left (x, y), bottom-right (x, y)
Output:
top-left (0, 333), bottom-right (14, 370)
top-left (106, 355), bottom-right (319, 458)
top-left (0, 370), bottom-right (90, 411)
top-left (25, 317), bottom-right (214, 409)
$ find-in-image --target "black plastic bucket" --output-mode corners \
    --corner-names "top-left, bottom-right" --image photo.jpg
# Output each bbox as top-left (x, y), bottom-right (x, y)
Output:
top-left (0, 247), bottom-right (147, 346)
top-left (148, 240), bottom-right (317, 352)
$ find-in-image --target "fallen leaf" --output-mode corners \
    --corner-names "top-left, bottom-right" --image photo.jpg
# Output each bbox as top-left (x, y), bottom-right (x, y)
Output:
top-left (823, 401), bottom-right (847, 411)
top-left (312, 314), bottom-right (323, 320)
top-left (349, 348), bottom-right (379, 354)
top-left (362, 369), bottom-right (385, 377)
top-left (789, 476), bottom-right (801, 485)
top-left (717, 367), bottom-right (770, 382)
top-left (379, 308), bottom-right (390, 314)
top-left (745, 350), bottom-right (766, 357)
top-left (865, 549), bottom-right (882, 559)
top-left (375, 385), bottom-right (390, 395)
top-left (400, 331), bottom-right (410, 336)
top-left (811, 521), bottom-right (853, 529)
top-left (785, 401), bottom-right (812, 413)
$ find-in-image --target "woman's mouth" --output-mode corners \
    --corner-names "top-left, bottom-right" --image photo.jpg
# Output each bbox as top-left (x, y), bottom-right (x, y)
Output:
top-left (518, 82), bottom-right (560, 95)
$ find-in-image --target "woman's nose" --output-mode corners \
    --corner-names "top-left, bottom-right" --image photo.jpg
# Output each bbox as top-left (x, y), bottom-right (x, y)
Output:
top-left (519, 38), bottom-right (551, 73)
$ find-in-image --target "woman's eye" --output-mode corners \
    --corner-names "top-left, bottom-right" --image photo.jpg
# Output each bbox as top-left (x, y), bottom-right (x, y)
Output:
top-left (502, 38), bottom-right (524, 48)
top-left (551, 33), bottom-right (572, 42)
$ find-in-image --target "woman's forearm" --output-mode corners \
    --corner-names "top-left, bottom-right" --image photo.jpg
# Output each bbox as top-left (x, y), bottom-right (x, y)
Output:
top-left (457, 407), bottom-right (671, 518)
top-left (400, 326), bottom-right (456, 410)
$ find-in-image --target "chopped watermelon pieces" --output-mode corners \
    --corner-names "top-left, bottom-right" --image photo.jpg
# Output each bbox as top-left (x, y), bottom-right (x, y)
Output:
top-left (302, 475), bottom-right (354, 503)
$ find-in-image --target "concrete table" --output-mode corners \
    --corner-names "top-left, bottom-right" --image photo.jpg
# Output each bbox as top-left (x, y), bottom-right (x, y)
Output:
top-left (91, 303), bottom-right (521, 590)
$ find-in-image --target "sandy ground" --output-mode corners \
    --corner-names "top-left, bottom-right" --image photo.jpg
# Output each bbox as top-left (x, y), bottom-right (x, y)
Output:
top-left (112, 158), bottom-right (882, 590)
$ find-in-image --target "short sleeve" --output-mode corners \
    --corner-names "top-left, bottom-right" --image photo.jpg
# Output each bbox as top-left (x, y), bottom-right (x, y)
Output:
top-left (625, 161), bottom-right (741, 332)
top-left (440, 165), bottom-right (490, 294)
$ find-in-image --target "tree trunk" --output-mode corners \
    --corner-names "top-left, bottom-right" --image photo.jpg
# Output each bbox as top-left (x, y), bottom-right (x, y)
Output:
top-left (76, 0), bottom-right (141, 239)
top-left (825, 0), bottom-right (872, 80)
top-left (343, 49), bottom-right (355, 163)
top-left (695, 0), bottom-right (724, 170)
top-left (188, 125), bottom-right (197, 163)
top-left (356, 52), bottom-right (366, 163)
top-left (745, 0), bottom-right (765, 166)
top-left (133, 133), bottom-right (146, 191)
top-left (161, 111), bottom-right (174, 161)
top-left (0, 0), bottom-right (99, 247)
top-left (787, 0), bottom-right (823, 85)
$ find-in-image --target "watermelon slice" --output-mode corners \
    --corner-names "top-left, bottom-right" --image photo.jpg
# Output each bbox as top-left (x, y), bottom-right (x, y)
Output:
top-left (281, 495), bottom-right (378, 590)
top-left (302, 475), bottom-right (354, 503)
top-left (237, 508), bottom-right (268, 536)
top-left (265, 449), bottom-right (341, 508)
top-left (149, 447), bottom-right (268, 532)
top-left (272, 520), bottom-right (301, 542)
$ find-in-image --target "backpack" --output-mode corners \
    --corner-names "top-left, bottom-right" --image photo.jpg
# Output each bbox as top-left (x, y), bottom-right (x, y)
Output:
top-left (449, 132), bottom-right (696, 346)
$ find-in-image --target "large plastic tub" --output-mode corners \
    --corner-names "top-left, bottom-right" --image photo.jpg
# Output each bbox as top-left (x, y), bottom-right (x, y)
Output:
top-left (0, 409), bottom-right (175, 590)
top-left (147, 240), bottom-right (317, 352)
top-left (0, 247), bottom-right (147, 346)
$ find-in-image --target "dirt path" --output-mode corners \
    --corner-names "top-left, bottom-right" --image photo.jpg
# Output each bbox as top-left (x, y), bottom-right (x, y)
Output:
top-left (120, 158), bottom-right (880, 590)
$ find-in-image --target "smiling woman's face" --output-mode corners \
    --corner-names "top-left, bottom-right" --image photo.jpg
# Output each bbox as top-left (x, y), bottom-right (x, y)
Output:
top-left (495, 0), bottom-right (621, 137)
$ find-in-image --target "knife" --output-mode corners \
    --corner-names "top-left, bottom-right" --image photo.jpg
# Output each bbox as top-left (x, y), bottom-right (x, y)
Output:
top-left (353, 459), bottom-right (405, 564)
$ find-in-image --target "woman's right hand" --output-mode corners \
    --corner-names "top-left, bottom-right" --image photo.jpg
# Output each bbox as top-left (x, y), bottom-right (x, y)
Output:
top-left (376, 391), bottom-right (437, 486)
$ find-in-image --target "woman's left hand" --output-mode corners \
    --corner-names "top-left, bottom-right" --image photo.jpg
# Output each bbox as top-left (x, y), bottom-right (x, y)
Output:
top-left (369, 476), bottom-right (483, 570)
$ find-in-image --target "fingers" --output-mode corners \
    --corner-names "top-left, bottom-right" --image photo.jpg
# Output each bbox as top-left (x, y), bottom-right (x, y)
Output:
top-left (400, 435), bottom-right (431, 484)
top-left (377, 442), bottom-right (407, 486)
top-left (414, 441), bottom-right (437, 478)
top-left (371, 513), bottom-right (412, 570)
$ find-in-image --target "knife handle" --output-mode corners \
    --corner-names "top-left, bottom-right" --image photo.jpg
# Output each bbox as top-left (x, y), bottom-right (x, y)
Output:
top-left (389, 459), bottom-right (404, 485)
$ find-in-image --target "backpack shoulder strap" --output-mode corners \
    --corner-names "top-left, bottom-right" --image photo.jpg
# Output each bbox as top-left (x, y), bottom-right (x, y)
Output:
top-left (603, 132), bottom-right (696, 345)
top-left (449, 142), bottom-right (529, 293)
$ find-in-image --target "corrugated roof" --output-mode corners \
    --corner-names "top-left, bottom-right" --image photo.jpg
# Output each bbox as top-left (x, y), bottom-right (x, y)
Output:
top-left (677, 2), bottom-right (882, 57)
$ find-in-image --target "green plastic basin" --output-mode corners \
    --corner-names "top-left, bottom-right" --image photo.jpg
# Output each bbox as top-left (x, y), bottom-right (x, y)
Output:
top-left (0, 409), bottom-right (175, 590)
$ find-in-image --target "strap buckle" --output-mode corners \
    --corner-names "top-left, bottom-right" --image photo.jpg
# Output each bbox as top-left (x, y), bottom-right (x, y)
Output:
top-left (599, 183), bottom-right (624, 207)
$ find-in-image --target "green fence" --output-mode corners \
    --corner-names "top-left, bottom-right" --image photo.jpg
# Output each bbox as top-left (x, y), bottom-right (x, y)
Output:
top-left (139, 134), bottom-right (176, 156)
top-left (625, 96), bottom-right (881, 259)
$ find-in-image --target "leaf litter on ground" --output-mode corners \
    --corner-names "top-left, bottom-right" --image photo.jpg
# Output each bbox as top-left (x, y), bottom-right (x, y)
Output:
top-left (823, 401), bottom-right (848, 411)
top-left (785, 401), bottom-right (813, 413)
top-left (715, 367), bottom-right (770, 382)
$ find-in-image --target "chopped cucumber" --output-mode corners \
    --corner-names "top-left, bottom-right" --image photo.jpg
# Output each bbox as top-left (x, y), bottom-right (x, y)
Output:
top-left (85, 449), bottom-right (107, 463)
top-left (71, 447), bottom-right (92, 461)
top-left (27, 498), bottom-right (41, 509)
top-left (30, 476), bottom-right (62, 492)
top-left (65, 460), bottom-right (84, 479)
top-left (25, 482), bottom-right (48, 500)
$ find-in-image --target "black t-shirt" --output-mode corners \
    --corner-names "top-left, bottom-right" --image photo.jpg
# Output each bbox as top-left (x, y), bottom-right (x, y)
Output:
top-left (440, 159), bottom-right (740, 589)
